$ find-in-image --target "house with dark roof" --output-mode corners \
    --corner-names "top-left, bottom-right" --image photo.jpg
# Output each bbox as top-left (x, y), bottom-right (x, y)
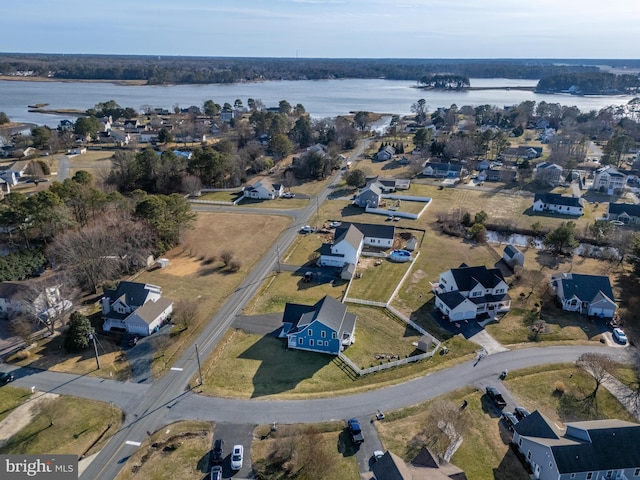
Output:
top-left (513, 411), bottom-right (640, 480)
top-left (608, 202), bottom-right (640, 225)
top-left (422, 162), bottom-right (463, 178)
top-left (503, 244), bottom-right (525, 269)
top-left (280, 295), bottom-right (356, 355)
top-left (503, 145), bottom-right (543, 161)
top-left (355, 183), bottom-right (382, 208)
top-left (533, 193), bottom-right (584, 216)
top-left (102, 281), bottom-right (173, 336)
top-left (593, 166), bottom-right (627, 195)
top-left (319, 222), bottom-right (395, 269)
top-left (243, 180), bottom-right (284, 200)
top-left (535, 162), bottom-right (564, 187)
top-left (433, 264), bottom-right (510, 321)
top-left (371, 448), bottom-right (467, 480)
top-left (375, 145), bottom-right (396, 162)
top-left (550, 272), bottom-right (616, 318)
top-left (0, 281), bottom-right (67, 321)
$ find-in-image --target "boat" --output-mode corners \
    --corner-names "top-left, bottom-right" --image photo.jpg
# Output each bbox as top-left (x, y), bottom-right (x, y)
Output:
top-left (388, 249), bottom-right (412, 262)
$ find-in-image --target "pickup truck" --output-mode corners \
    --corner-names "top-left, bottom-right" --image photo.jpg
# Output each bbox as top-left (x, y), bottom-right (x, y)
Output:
top-left (347, 418), bottom-right (364, 444)
top-left (485, 386), bottom-right (507, 409)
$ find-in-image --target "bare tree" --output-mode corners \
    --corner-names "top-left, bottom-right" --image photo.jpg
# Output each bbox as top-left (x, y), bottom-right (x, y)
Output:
top-left (17, 275), bottom-right (78, 334)
top-left (578, 353), bottom-right (613, 404)
top-left (173, 299), bottom-right (199, 331)
top-left (415, 399), bottom-right (470, 459)
top-left (220, 250), bottom-right (234, 266)
top-left (10, 315), bottom-right (34, 346)
top-left (39, 397), bottom-right (61, 427)
top-left (181, 174), bottom-right (202, 196)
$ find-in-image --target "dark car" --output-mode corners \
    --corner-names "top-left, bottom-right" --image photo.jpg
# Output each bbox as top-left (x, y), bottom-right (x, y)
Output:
top-left (211, 439), bottom-right (224, 465)
top-left (210, 465), bottom-right (222, 480)
top-left (486, 386), bottom-right (507, 409)
top-left (514, 407), bottom-right (531, 421)
top-left (0, 372), bottom-right (14, 385)
top-left (502, 412), bottom-right (519, 432)
top-left (347, 418), bottom-right (364, 444)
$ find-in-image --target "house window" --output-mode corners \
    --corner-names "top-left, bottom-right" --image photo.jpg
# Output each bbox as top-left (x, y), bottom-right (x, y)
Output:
top-left (586, 473), bottom-right (593, 480)
top-left (496, 288), bottom-right (504, 294)
top-left (527, 451), bottom-right (531, 461)
top-left (298, 338), bottom-right (303, 345)
top-left (570, 474), bottom-right (575, 479)
top-left (441, 278), bottom-right (447, 284)
top-left (309, 339), bottom-right (314, 347)
top-left (321, 331), bottom-right (326, 338)
top-left (634, 468), bottom-right (640, 476)
top-left (308, 329), bottom-right (312, 336)
top-left (325, 341), bottom-right (329, 346)
top-left (332, 332), bottom-right (337, 339)
top-left (518, 438), bottom-right (522, 446)
top-left (606, 472), bottom-right (613, 479)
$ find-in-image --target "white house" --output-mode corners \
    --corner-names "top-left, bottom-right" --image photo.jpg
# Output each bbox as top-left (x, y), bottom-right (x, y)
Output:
top-left (422, 162), bottom-right (463, 178)
top-left (0, 281), bottom-right (69, 322)
top-left (503, 244), bottom-right (525, 269)
top-left (433, 264), bottom-right (511, 321)
top-left (535, 162), bottom-right (563, 187)
top-left (514, 411), bottom-right (640, 480)
top-left (102, 281), bottom-right (173, 336)
top-left (319, 222), bottom-right (395, 268)
top-left (0, 160), bottom-right (31, 186)
top-left (533, 193), bottom-right (583, 216)
top-left (550, 272), bottom-right (616, 318)
top-left (243, 180), bottom-right (284, 200)
top-left (593, 166), bottom-right (627, 195)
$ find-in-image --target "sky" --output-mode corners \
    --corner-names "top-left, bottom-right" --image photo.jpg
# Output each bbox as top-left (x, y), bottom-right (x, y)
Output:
top-left (3, 0), bottom-right (640, 59)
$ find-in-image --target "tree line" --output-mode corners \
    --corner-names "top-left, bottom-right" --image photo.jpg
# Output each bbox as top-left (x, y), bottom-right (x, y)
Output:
top-left (0, 53), bottom-right (601, 84)
top-left (536, 72), bottom-right (640, 95)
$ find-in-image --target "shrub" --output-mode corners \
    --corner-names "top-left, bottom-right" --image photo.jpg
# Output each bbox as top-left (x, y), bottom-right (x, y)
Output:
top-left (228, 258), bottom-right (241, 271)
top-left (220, 250), bottom-right (234, 266)
top-left (554, 381), bottom-right (565, 394)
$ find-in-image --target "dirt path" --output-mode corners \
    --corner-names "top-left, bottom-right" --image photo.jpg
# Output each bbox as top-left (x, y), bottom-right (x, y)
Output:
top-left (0, 391), bottom-right (59, 448)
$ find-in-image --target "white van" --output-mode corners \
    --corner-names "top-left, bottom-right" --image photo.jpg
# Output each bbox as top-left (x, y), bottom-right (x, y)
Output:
top-left (231, 444), bottom-right (243, 471)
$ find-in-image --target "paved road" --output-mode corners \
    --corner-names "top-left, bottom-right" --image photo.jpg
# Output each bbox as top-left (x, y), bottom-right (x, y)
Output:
top-left (75, 141), bottom-right (370, 480)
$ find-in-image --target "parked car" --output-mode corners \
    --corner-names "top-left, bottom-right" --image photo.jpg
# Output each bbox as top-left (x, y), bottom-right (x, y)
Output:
top-left (485, 386), bottom-right (507, 409)
top-left (211, 438), bottom-right (224, 464)
top-left (514, 407), bottom-right (531, 421)
top-left (210, 465), bottom-right (222, 480)
top-left (502, 411), bottom-right (519, 432)
top-left (0, 372), bottom-right (14, 385)
top-left (372, 450), bottom-right (384, 463)
top-left (347, 418), bottom-right (364, 444)
top-left (300, 225), bottom-right (314, 234)
top-left (282, 192), bottom-right (295, 198)
top-left (231, 444), bottom-right (243, 471)
top-left (329, 221), bottom-right (341, 228)
top-left (613, 328), bottom-right (628, 345)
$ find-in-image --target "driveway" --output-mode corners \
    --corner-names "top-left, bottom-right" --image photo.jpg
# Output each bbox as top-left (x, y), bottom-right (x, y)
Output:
top-left (353, 416), bottom-right (384, 474)
top-left (209, 422), bottom-right (255, 479)
top-left (232, 313), bottom-right (283, 336)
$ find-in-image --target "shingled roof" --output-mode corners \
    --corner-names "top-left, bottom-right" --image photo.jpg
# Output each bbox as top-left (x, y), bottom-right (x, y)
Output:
top-left (534, 193), bottom-right (583, 208)
top-left (553, 273), bottom-right (615, 304)
top-left (449, 264), bottom-right (505, 291)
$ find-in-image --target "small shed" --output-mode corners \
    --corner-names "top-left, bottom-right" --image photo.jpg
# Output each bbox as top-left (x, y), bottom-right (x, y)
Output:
top-left (417, 333), bottom-right (435, 353)
top-left (503, 244), bottom-right (524, 269)
top-left (405, 236), bottom-right (418, 251)
top-left (156, 258), bottom-right (170, 269)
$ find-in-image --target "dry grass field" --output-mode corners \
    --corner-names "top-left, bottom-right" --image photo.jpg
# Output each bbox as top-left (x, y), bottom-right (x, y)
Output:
top-left (115, 421), bottom-right (213, 480)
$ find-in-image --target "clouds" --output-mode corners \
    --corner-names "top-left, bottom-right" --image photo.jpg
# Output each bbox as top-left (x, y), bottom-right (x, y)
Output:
top-left (2, 1), bottom-right (638, 58)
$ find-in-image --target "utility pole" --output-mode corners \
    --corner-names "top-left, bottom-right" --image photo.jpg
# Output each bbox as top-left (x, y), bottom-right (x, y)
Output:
top-left (195, 343), bottom-right (203, 386)
top-left (89, 332), bottom-right (100, 370)
top-left (276, 244), bottom-right (281, 273)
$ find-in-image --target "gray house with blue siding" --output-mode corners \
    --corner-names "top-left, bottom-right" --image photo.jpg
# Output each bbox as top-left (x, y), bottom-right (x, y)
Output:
top-left (280, 295), bottom-right (356, 355)
top-left (513, 410), bottom-right (640, 480)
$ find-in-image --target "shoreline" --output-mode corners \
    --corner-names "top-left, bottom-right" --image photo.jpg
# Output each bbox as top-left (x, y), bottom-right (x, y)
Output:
top-left (0, 122), bottom-right (37, 136)
top-left (0, 76), bottom-right (148, 87)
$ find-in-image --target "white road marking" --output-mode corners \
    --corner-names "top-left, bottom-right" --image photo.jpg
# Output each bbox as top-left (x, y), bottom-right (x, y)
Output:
top-left (125, 440), bottom-right (141, 446)
top-left (170, 367), bottom-right (183, 371)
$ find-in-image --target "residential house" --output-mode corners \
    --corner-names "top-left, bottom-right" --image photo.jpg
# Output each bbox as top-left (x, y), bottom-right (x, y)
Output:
top-left (593, 166), bottom-right (627, 195)
top-left (535, 118), bottom-right (550, 130)
top-left (608, 202), bottom-right (640, 225)
top-left (503, 244), bottom-right (525, 269)
top-left (365, 176), bottom-right (411, 192)
top-left (0, 178), bottom-right (10, 196)
top-left (0, 281), bottom-right (68, 321)
top-left (539, 127), bottom-right (557, 144)
top-left (371, 448), bottom-right (467, 480)
top-left (139, 131), bottom-right (160, 143)
top-left (433, 264), bottom-right (511, 321)
top-left (533, 193), bottom-right (584, 216)
top-left (58, 119), bottom-right (74, 131)
top-left (0, 160), bottom-right (31, 185)
top-left (513, 411), bottom-right (640, 480)
top-left (319, 222), bottom-right (395, 268)
top-left (375, 145), bottom-right (396, 162)
top-left (503, 146), bottom-right (543, 161)
top-left (123, 119), bottom-right (140, 133)
top-left (478, 167), bottom-right (516, 183)
top-left (280, 295), bottom-right (356, 355)
top-left (307, 143), bottom-right (327, 157)
top-left (243, 180), bottom-right (284, 200)
top-left (220, 109), bottom-right (234, 123)
top-left (535, 162), bottom-right (564, 187)
top-left (550, 272), bottom-right (616, 318)
top-left (354, 183), bottom-right (382, 208)
top-left (102, 281), bottom-right (173, 336)
top-left (422, 162), bottom-right (463, 178)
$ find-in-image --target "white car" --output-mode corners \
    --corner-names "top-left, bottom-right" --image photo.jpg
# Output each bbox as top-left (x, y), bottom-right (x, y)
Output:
top-left (231, 445), bottom-right (243, 471)
top-left (329, 221), bottom-right (341, 228)
top-left (282, 192), bottom-right (295, 198)
top-left (300, 225), bottom-right (314, 234)
top-left (612, 328), bottom-right (628, 345)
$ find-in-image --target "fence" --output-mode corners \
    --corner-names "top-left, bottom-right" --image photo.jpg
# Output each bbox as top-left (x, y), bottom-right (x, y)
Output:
top-left (338, 349), bottom-right (436, 376)
top-left (343, 297), bottom-right (387, 308)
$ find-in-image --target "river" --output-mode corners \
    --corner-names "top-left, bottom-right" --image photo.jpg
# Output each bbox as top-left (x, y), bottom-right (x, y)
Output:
top-left (0, 78), bottom-right (635, 128)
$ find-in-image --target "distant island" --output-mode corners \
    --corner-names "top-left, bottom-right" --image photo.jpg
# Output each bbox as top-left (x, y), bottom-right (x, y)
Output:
top-left (1, 54), bottom-right (639, 95)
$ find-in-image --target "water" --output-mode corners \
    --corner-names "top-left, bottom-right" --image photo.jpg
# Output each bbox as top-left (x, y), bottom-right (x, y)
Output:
top-left (0, 78), bottom-right (635, 128)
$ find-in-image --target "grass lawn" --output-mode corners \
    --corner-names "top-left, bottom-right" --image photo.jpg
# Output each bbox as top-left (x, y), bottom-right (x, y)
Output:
top-left (199, 191), bottom-right (242, 202)
top-left (0, 395), bottom-right (123, 457)
top-left (115, 421), bottom-right (212, 480)
top-left (252, 422), bottom-right (360, 480)
top-left (376, 387), bottom-right (529, 480)
top-left (245, 271), bottom-right (347, 315)
top-left (0, 386), bottom-right (30, 423)
top-left (350, 157), bottom-right (414, 180)
top-left (347, 258), bottom-right (412, 303)
top-left (237, 197), bottom-right (309, 209)
top-left (504, 363), bottom-right (637, 424)
top-left (341, 306), bottom-right (422, 368)
top-left (198, 329), bottom-right (477, 399)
